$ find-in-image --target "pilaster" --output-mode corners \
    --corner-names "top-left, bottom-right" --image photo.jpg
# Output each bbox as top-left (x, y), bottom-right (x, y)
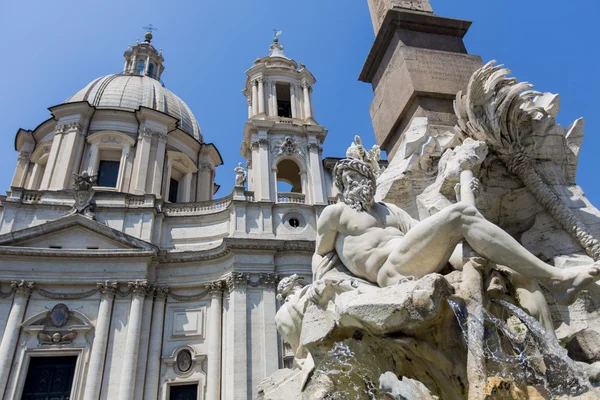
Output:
top-left (83, 282), bottom-right (118, 400)
top-left (0, 281), bottom-right (34, 399)
top-left (206, 280), bottom-right (224, 400)
top-left (225, 272), bottom-right (249, 400)
top-left (118, 280), bottom-right (149, 400)
top-left (131, 127), bottom-right (154, 195)
top-left (143, 285), bottom-right (169, 400)
top-left (48, 122), bottom-right (85, 190)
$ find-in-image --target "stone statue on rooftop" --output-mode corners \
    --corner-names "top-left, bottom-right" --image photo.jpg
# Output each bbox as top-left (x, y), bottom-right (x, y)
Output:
top-left (234, 162), bottom-right (247, 187)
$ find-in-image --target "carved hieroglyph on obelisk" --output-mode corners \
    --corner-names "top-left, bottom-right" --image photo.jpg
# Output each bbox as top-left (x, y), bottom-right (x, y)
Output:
top-left (360, 1), bottom-right (483, 160)
top-left (367, 0), bottom-right (433, 34)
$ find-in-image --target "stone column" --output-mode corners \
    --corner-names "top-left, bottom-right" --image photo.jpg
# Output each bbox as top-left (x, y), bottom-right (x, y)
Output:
top-left (260, 274), bottom-right (280, 376)
top-left (290, 84), bottom-right (298, 119)
top-left (0, 281), bottom-right (34, 399)
top-left (307, 143), bottom-right (325, 204)
top-left (143, 286), bottom-right (169, 400)
top-left (11, 151), bottom-right (31, 188)
top-left (251, 80), bottom-right (258, 116)
top-left (117, 145), bottom-right (132, 192)
top-left (83, 282), bottom-right (118, 400)
top-left (118, 280), bottom-right (149, 400)
top-left (206, 281), bottom-right (224, 400)
top-left (247, 96), bottom-right (252, 119)
top-left (131, 128), bottom-right (153, 195)
top-left (258, 137), bottom-right (271, 202)
top-left (26, 162), bottom-right (43, 190)
top-left (50, 122), bottom-right (84, 190)
top-left (197, 162), bottom-right (213, 202)
top-left (226, 273), bottom-right (249, 400)
top-left (40, 126), bottom-right (64, 190)
top-left (150, 133), bottom-right (167, 196)
top-left (182, 172), bottom-right (193, 202)
top-left (265, 81), bottom-right (273, 116)
top-left (257, 77), bottom-right (265, 115)
top-left (271, 81), bottom-right (278, 117)
top-left (163, 158), bottom-right (173, 200)
top-left (302, 81), bottom-right (312, 120)
top-left (87, 143), bottom-right (99, 174)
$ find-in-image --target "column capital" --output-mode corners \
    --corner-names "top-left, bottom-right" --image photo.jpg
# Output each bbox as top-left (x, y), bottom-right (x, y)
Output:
top-left (97, 281), bottom-right (119, 296)
top-left (206, 280), bottom-right (225, 296)
top-left (259, 273), bottom-right (280, 290)
top-left (128, 280), bottom-right (150, 297)
top-left (11, 280), bottom-right (35, 296)
top-left (258, 138), bottom-right (269, 147)
top-left (17, 151), bottom-right (31, 161)
top-left (226, 272), bottom-right (250, 292)
top-left (153, 285), bottom-right (170, 299)
top-left (251, 140), bottom-right (260, 149)
top-left (301, 80), bottom-right (310, 90)
top-left (256, 76), bottom-right (263, 84)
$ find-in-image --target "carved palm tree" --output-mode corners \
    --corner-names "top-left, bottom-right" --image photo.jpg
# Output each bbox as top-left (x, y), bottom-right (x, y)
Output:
top-left (454, 61), bottom-right (600, 261)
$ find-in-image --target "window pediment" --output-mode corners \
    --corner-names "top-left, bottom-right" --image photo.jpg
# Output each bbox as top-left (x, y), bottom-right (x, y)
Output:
top-left (168, 151), bottom-right (198, 174)
top-left (87, 131), bottom-right (135, 148)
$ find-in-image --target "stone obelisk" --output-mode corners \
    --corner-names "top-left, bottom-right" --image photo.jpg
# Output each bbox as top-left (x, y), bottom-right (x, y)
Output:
top-left (360, 0), bottom-right (483, 159)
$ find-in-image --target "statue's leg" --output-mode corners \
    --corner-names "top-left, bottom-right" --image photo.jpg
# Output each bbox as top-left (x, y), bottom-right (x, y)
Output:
top-left (500, 267), bottom-right (556, 338)
top-left (388, 202), bottom-right (600, 305)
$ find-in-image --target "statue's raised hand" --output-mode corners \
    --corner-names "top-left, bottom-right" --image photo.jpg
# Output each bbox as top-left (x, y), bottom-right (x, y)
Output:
top-left (454, 177), bottom-right (481, 202)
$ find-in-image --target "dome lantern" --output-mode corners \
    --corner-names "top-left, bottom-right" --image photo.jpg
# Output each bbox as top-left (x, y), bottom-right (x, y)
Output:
top-left (123, 27), bottom-right (164, 80)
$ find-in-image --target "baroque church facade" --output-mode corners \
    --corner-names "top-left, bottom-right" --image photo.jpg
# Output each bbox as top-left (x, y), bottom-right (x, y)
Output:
top-left (0, 30), bottom-right (340, 400)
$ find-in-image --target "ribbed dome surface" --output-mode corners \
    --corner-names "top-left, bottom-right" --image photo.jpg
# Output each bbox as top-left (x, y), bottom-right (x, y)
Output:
top-left (66, 74), bottom-right (202, 141)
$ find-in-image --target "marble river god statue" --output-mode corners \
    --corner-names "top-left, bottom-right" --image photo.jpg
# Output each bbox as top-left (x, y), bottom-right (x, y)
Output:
top-left (258, 63), bottom-right (600, 400)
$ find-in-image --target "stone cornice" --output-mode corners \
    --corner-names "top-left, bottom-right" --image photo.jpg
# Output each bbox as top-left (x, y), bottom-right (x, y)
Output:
top-left (0, 247), bottom-right (157, 259)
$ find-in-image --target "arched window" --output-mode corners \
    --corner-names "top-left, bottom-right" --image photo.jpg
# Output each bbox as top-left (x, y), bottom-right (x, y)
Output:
top-left (147, 63), bottom-right (154, 77)
top-left (276, 159), bottom-right (302, 193)
top-left (137, 60), bottom-right (145, 75)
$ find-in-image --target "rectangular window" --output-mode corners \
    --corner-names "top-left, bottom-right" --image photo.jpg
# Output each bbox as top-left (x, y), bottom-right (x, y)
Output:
top-left (276, 84), bottom-right (292, 118)
top-left (97, 160), bottom-right (120, 187)
top-left (169, 178), bottom-right (180, 203)
top-left (22, 356), bottom-right (77, 400)
top-left (169, 383), bottom-right (198, 400)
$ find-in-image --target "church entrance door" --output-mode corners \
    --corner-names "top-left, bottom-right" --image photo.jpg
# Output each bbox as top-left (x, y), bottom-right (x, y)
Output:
top-left (21, 356), bottom-right (77, 400)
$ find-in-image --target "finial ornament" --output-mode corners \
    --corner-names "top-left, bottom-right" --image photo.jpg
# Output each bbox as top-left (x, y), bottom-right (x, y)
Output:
top-left (143, 24), bottom-right (158, 43)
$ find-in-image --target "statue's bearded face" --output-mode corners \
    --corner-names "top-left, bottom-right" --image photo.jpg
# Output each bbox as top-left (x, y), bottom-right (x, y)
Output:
top-left (342, 170), bottom-right (375, 212)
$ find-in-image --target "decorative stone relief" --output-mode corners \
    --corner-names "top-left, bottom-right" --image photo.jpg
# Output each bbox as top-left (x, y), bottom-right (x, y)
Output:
top-left (272, 136), bottom-right (305, 160)
top-left (38, 331), bottom-right (77, 345)
top-left (65, 171), bottom-right (97, 219)
top-left (49, 303), bottom-right (70, 327)
top-left (176, 349), bottom-right (193, 374)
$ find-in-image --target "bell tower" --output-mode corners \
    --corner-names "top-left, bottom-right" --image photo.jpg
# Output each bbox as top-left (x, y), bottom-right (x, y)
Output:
top-left (240, 36), bottom-right (328, 205)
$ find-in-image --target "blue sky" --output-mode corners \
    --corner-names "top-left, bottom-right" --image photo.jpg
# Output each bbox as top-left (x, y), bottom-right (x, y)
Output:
top-left (0, 0), bottom-right (598, 204)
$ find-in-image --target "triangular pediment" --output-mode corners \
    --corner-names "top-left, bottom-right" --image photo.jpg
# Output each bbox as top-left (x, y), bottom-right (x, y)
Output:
top-left (0, 214), bottom-right (157, 251)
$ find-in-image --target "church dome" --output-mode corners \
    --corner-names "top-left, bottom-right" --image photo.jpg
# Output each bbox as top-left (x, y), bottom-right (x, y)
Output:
top-left (66, 74), bottom-right (202, 141)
